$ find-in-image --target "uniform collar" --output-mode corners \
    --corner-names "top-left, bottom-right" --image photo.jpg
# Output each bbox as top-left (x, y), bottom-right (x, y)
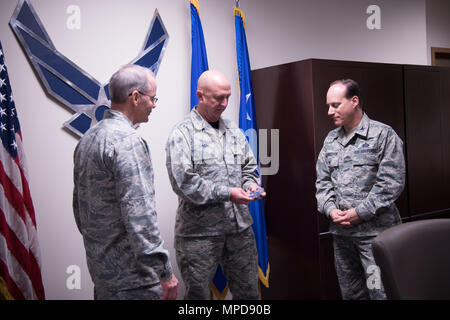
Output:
top-left (104, 109), bottom-right (134, 128)
top-left (354, 112), bottom-right (370, 139)
top-left (191, 107), bottom-right (230, 135)
top-left (332, 113), bottom-right (371, 145)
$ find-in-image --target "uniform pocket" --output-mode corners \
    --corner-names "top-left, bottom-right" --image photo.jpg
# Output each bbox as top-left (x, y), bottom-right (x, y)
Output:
top-left (353, 154), bottom-right (378, 167)
top-left (230, 148), bottom-right (244, 165)
top-left (328, 157), bottom-right (339, 168)
top-left (327, 157), bottom-right (339, 177)
top-left (352, 154), bottom-right (379, 189)
top-left (192, 135), bottom-right (219, 166)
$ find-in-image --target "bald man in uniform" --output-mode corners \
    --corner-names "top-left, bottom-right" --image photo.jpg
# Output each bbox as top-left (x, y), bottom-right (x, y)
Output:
top-left (165, 70), bottom-right (265, 300)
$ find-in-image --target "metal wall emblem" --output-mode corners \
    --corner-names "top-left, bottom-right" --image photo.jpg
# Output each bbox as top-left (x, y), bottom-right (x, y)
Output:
top-left (10, 0), bottom-right (169, 137)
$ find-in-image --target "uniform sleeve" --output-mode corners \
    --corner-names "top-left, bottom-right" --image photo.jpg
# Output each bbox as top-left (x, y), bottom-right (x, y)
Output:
top-left (239, 132), bottom-right (260, 191)
top-left (113, 136), bottom-right (173, 281)
top-left (355, 129), bottom-right (406, 221)
top-left (315, 146), bottom-right (338, 218)
top-left (72, 146), bottom-right (82, 232)
top-left (165, 128), bottom-right (231, 205)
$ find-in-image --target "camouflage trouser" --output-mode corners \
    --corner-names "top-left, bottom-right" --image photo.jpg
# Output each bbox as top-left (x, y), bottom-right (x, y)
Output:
top-left (333, 235), bottom-right (386, 300)
top-left (175, 227), bottom-right (259, 300)
top-left (94, 283), bottom-right (163, 300)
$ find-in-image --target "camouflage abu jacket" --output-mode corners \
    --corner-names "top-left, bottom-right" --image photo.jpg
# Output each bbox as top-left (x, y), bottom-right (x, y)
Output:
top-left (165, 108), bottom-right (260, 237)
top-left (315, 113), bottom-right (406, 237)
top-left (73, 109), bottom-right (172, 292)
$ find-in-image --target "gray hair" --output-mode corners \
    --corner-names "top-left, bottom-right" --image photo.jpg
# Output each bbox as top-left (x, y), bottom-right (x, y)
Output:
top-left (109, 65), bottom-right (155, 104)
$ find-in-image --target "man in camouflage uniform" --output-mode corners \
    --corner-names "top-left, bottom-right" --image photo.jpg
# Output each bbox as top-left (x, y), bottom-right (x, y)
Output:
top-left (165, 70), bottom-right (265, 300)
top-left (73, 65), bottom-right (178, 300)
top-left (315, 79), bottom-right (406, 300)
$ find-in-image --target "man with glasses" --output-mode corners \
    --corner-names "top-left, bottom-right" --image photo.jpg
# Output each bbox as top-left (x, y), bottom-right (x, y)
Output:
top-left (73, 64), bottom-right (178, 300)
top-left (165, 70), bottom-right (265, 299)
top-left (315, 79), bottom-right (406, 300)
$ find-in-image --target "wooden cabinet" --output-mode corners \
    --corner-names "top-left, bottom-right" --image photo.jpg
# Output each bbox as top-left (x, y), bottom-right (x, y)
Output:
top-left (404, 66), bottom-right (450, 218)
top-left (251, 59), bottom-right (450, 299)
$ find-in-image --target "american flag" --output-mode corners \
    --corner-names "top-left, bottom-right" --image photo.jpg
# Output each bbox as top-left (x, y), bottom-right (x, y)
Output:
top-left (0, 42), bottom-right (45, 300)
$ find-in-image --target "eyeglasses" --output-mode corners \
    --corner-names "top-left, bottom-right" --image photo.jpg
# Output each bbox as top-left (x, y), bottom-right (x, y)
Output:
top-left (128, 90), bottom-right (158, 104)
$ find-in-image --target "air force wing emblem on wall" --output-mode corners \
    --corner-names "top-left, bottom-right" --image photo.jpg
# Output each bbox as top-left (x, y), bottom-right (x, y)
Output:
top-left (10, 0), bottom-right (169, 137)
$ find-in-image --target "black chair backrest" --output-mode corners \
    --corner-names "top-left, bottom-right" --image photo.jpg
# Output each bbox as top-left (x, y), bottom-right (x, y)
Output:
top-left (372, 218), bottom-right (450, 300)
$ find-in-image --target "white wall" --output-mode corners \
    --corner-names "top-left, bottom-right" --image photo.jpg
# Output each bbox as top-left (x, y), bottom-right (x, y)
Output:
top-left (245, 0), bottom-right (429, 69)
top-left (426, 0), bottom-right (450, 64)
top-left (0, 0), bottom-right (448, 300)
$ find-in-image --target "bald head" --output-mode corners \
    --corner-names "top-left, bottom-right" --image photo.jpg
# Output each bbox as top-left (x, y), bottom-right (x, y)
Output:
top-left (196, 70), bottom-right (231, 122)
top-left (197, 70), bottom-right (230, 94)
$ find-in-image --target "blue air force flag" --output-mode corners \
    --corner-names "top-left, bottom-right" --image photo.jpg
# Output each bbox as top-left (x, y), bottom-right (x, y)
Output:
top-left (235, 6), bottom-right (270, 288)
top-left (189, 0), bottom-right (209, 110)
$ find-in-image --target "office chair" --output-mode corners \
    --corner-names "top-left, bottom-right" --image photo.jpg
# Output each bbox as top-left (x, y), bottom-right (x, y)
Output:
top-left (372, 218), bottom-right (450, 300)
